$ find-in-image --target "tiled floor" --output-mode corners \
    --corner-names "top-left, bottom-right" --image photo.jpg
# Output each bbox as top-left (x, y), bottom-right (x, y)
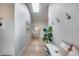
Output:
top-left (20, 38), bottom-right (47, 56)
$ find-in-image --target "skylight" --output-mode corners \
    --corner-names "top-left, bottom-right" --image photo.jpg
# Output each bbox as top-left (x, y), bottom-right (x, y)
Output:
top-left (32, 3), bottom-right (39, 12)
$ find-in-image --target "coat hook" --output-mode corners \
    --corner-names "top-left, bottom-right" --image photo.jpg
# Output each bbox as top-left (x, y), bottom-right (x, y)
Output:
top-left (66, 13), bottom-right (71, 19)
top-left (56, 18), bottom-right (60, 23)
top-left (52, 22), bottom-right (54, 25)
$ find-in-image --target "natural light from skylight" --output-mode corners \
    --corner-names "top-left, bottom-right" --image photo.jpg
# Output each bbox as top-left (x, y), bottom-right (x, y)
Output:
top-left (32, 3), bottom-right (39, 12)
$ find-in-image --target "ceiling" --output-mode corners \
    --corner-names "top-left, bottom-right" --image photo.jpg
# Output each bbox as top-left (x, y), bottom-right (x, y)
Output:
top-left (25, 3), bottom-right (49, 22)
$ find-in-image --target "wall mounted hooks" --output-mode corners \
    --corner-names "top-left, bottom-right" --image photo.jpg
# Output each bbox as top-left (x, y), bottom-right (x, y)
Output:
top-left (52, 22), bottom-right (54, 25)
top-left (66, 13), bottom-right (71, 19)
top-left (56, 18), bottom-right (60, 23)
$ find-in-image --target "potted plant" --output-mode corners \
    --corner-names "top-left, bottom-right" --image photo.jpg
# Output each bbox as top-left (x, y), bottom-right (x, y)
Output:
top-left (43, 26), bottom-right (53, 43)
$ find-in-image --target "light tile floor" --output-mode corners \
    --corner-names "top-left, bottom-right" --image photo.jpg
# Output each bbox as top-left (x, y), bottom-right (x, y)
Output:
top-left (20, 38), bottom-right (47, 56)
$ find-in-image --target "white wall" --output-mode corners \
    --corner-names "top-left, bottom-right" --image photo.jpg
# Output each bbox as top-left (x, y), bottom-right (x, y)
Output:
top-left (0, 4), bottom-right (14, 56)
top-left (48, 3), bottom-right (79, 49)
top-left (15, 3), bottom-right (32, 55)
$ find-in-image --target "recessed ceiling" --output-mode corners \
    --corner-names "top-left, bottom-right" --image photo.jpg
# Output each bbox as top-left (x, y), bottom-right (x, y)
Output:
top-left (26, 3), bottom-right (49, 21)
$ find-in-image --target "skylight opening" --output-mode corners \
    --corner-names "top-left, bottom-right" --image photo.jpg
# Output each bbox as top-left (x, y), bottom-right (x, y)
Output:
top-left (32, 3), bottom-right (39, 12)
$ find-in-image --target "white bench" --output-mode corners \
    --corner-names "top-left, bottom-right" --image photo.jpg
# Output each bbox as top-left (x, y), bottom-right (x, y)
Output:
top-left (46, 43), bottom-right (62, 56)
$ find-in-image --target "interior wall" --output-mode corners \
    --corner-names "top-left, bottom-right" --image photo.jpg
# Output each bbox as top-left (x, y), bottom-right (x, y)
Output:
top-left (0, 4), bottom-right (14, 56)
top-left (15, 3), bottom-right (32, 55)
top-left (48, 3), bottom-right (79, 49)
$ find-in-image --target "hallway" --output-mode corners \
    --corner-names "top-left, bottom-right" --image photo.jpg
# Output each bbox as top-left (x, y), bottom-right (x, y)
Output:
top-left (20, 38), bottom-right (47, 56)
top-left (15, 3), bottom-right (79, 56)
